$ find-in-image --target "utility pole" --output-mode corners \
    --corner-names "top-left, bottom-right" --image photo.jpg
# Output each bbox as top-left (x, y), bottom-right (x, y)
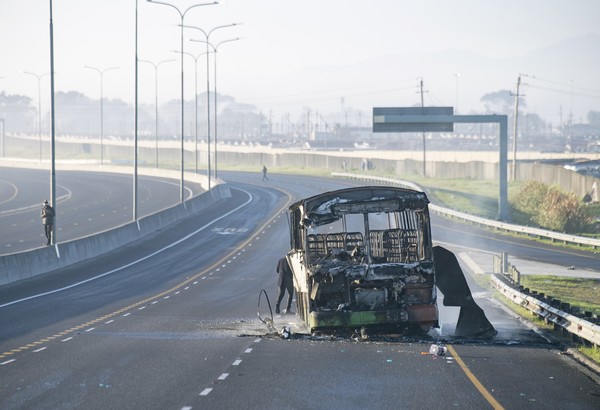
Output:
top-left (511, 75), bottom-right (524, 181)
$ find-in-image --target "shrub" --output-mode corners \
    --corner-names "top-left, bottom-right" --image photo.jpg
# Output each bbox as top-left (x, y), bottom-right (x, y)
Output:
top-left (512, 181), bottom-right (593, 233)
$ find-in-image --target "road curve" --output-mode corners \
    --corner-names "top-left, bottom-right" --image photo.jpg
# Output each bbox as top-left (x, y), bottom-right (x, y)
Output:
top-left (0, 167), bottom-right (203, 255)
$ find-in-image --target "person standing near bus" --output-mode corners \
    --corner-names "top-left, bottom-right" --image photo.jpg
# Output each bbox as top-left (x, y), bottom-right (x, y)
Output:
top-left (276, 256), bottom-right (294, 314)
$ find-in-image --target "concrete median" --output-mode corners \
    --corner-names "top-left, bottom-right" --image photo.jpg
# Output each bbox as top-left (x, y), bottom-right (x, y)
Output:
top-left (0, 183), bottom-right (231, 286)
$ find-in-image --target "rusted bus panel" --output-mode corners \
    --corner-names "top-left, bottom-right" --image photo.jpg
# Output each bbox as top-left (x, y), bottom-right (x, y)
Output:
top-left (308, 309), bottom-right (409, 330)
top-left (307, 304), bottom-right (438, 329)
top-left (406, 304), bottom-right (439, 324)
top-left (287, 251), bottom-right (309, 294)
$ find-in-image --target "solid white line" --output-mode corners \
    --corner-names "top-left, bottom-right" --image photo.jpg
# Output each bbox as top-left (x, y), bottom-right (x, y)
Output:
top-left (232, 359), bottom-right (242, 366)
top-left (33, 347), bottom-right (47, 352)
top-left (218, 373), bottom-right (229, 380)
top-left (199, 388), bottom-right (213, 396)
top-left (1, 359), bottom-right (16, 365)
top-left (0, 190), bottom-right (254, 309)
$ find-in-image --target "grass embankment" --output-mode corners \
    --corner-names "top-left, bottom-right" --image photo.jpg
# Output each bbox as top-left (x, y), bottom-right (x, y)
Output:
top-left (520, 276), bottom-right (600, 316)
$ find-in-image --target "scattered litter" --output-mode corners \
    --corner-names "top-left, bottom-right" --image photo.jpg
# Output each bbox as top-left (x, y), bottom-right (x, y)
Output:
top-left (280, 326), bottom-right (291, 339)
top-left (567, 266), bottom-right (575, 270)
top-left (429, 344), bottom-right (447, 356)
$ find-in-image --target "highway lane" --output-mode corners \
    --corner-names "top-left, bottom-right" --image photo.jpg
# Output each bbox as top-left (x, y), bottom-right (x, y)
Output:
top-left (0, 172), bottom-right (599, 409)
top-left (0, 167), bottom-right (203, 255)
top-left (430, 209), bottom-right (600, 272)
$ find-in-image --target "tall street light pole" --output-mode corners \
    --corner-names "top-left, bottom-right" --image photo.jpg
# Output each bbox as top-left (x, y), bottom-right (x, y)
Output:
top-left (147, 0), bottom-right (219, 202)
top-left (84, 65), bottom-right (119, 165)
top-left (210, 38), bottom-right (240, 179)
top-left (140, 58), bottom-right (174, 168)
top-left (49, 0), bottom-right (56, 245)
top-left (23, 71), bottom-right (48, 162)
top-left (453, 73), bottom-right (460, 113)
top-left (24, 72), bottom-right (48, 161)
top-left (183, 22), bottom-right (239, 189)
top-left (173, 50), bottom-right (205, 174)
top-left (134, 0), bottom-right (138, 221)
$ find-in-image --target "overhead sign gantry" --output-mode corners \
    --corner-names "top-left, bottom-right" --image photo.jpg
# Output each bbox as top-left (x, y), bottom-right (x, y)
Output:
top-left (372, 107), bottom-right (509, 221)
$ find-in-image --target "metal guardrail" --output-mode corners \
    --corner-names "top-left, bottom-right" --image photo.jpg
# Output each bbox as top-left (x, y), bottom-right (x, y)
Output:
top-left (332, 172), bottom-right (600, 249)
top-left (491, 274), bottom-right (600, 347)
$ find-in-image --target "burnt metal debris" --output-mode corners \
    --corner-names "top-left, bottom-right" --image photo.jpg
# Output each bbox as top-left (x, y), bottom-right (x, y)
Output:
top-left (285, 186), bottom-right (496, 338)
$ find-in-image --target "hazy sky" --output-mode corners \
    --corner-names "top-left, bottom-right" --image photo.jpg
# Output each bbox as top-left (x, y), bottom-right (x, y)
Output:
top-left (1, 0), bottom-right (599, 124)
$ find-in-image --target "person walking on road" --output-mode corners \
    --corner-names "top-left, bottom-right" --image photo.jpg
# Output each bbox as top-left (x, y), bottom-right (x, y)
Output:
top-left (262, 165), bottom-right (269, 181)
top-left (276, 256), bottom-right (294, 314)
top-left (41, 199), bottom-right (55, 245)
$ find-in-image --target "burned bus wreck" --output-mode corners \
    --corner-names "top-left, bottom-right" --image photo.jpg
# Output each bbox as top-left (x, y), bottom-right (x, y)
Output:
top-left (286, 186), bottom-right (495, 337)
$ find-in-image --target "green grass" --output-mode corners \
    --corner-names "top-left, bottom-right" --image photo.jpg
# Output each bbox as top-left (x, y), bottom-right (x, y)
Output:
top-left (519, 275), bottom-right (600, 316)
top-left (579, 346), bottom-right (600, 362)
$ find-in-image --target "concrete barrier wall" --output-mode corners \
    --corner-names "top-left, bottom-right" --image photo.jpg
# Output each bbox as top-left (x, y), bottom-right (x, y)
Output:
top-left (4, 135), bottom-right (598, 197)
top-left (0, 183), bottom-right (231, 286)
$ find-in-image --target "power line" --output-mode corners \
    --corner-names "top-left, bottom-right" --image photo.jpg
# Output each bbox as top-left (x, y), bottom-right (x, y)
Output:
top-left (526, 84), bottom-right (600, 100)
top-left (526, 75), bottom-right (600, 95)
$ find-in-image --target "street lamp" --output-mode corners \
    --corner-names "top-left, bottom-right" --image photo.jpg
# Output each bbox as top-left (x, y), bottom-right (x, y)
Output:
top-left (191, 37), bottom-right (241, 179)
top-left (454, 73), bottom-right (460, 113)
top-left (172, 50), bottom-right (206, 174)
top-left (147, 0), bottom-right (219, 202)
top-left (84, 65), bottom-right (119, 164)
top-left (182, 22), bottom-right (240, 189)
top-left (140, 58), bottom-right (174, 168)
top-left (23, 71), bottom-right (48, 162)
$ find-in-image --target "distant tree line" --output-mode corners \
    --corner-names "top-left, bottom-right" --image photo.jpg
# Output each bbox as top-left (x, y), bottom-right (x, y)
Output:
top-left (0, 90), bottom-right (264, 140)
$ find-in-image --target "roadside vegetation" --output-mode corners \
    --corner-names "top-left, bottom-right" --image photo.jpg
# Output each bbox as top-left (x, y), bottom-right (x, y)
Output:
top-left (519, 275), bottom-right (600, 316)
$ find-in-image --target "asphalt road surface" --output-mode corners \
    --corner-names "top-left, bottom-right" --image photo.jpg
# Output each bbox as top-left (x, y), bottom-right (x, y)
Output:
top-left (0, 167), bottom-right (203, 255)
top-left (0, 171), bottom-right (599, 409)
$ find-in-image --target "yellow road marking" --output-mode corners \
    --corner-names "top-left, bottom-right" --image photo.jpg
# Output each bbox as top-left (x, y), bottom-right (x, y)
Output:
top-left (447, 345), bottom-right (504, 410)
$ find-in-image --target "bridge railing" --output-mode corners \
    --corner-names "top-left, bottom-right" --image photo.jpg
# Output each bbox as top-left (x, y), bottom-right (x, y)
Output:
top-left (491, 273), bottom-right (600, 347)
